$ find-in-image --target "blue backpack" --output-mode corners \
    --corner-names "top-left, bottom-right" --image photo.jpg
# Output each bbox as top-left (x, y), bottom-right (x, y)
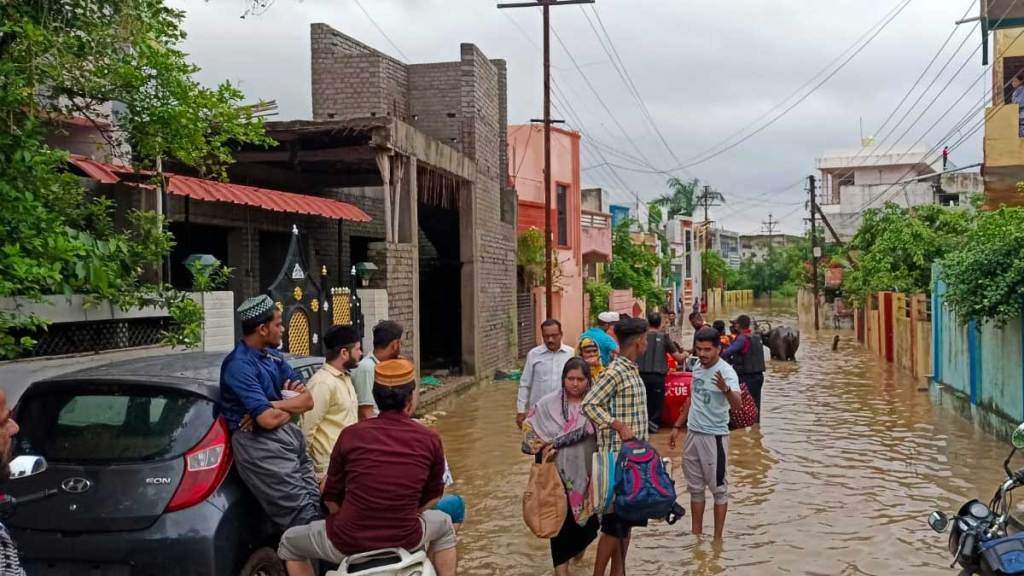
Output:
top-left (613, 440), bottom-right (677, 522)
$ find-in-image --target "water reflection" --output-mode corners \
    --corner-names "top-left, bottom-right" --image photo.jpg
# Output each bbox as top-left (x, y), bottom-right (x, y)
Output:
top-left (430, 301), bottom-right (1013, 575)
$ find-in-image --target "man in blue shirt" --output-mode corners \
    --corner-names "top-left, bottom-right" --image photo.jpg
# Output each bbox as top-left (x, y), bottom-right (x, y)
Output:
top-left (220, 295), bottom-right (320, 531)
top-left (580, 311), bottom-right (620, 366)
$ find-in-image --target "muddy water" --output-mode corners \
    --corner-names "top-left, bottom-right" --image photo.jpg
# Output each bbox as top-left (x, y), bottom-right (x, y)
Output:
top-left (430, 302), bottom-right (1015, 575)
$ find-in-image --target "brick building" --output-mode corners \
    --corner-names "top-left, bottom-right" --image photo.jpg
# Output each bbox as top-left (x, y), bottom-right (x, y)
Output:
top-left (227, 24), bottom-right (517, 378)
top-left (63, 24), bottom-right (517, 379)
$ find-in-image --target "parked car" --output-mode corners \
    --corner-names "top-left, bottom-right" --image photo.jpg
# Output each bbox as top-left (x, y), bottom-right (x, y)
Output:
top-left (6, 351), bottom-right (324, 576)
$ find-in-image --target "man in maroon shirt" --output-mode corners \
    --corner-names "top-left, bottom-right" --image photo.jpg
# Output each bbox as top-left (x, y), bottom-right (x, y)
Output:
top-left (278, 359), bottom-right (457, 576)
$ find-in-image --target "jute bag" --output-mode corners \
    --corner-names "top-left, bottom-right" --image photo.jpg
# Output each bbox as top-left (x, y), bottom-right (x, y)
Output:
top-left (523, 450), bottom-right (567, 538)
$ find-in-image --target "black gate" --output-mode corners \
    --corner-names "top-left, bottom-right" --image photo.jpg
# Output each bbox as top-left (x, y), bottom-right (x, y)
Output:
top-left (267, 226), bottom-right (364, 357)
top-left (516, 291), bottom-right (535, 359)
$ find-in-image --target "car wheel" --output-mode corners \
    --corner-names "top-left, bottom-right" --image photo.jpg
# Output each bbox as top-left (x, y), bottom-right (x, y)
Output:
top-left (240, 547), bottom-right (285, 576)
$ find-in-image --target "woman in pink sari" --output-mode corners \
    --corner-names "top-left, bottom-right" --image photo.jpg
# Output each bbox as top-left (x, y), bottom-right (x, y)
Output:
top-left (522, 357), bottom-right (599, 575)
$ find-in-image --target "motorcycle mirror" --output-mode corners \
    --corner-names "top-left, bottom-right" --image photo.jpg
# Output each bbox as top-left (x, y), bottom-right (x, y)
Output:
top-left (1012, 423), bottom-right (1024, 450)
top-left (928, 511), bottom-right (950, 533)
top-left (8, 456), bottom-right (47, 479)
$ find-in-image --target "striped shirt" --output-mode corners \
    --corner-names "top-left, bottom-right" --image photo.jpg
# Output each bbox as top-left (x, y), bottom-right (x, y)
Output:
top-left (581, 355), bottom-right (648, 453)
top-left (0, 523), bottom-right (25, 576)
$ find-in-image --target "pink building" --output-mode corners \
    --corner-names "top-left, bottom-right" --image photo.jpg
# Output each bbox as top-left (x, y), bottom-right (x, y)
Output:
top-left (509, 125), bottom-right (585, 346)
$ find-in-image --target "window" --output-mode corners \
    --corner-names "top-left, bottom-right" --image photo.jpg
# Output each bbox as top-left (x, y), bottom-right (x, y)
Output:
top-left (556, 184), bottom-right (568, 246)
top-left (16, 388), bottom-right (216, 463)
top-left (684, 230), bottom-right (692, 254)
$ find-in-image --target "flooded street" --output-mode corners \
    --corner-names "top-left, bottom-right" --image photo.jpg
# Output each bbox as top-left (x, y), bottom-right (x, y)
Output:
top-left (430, 301), bottom-right (1018, 575)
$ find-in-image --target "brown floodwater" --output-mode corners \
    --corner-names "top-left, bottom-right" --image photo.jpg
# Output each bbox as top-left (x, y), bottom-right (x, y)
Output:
top-left (428, 301), bottom-right (1016, 575)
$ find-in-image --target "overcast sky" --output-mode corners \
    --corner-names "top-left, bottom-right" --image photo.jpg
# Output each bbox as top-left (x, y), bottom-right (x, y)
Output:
top-left (171, 0), bottom-right (988, 234)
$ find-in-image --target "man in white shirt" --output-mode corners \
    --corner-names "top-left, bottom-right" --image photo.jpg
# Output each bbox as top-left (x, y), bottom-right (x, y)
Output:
top-left (516, 319), bottom-right (574, 428)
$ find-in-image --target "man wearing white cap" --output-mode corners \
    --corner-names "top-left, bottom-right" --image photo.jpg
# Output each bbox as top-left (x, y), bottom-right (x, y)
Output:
top-left (220, 295), bottom-right (321, 531)
top-left (580, 311), bottom-right (621, 366)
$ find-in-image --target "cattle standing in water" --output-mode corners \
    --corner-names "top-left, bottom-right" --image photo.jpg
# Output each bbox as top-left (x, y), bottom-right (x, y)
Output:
top-left (765, 326), bottom-right (800, 361)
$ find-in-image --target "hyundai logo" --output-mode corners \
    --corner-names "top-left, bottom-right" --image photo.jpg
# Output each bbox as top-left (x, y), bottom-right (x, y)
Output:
top-left (60, 477), bottom-right (92, 494)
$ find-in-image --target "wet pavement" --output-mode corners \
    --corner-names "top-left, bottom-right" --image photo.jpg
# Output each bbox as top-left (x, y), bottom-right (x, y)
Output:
top-left (429, 301), bottom-right (1018, 575)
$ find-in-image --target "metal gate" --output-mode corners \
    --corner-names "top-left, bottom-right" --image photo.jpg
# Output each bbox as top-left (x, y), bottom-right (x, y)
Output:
top-left (516, 291), bottom-right (535, 359)
top-left (267, 226), bottom-right (364, 357)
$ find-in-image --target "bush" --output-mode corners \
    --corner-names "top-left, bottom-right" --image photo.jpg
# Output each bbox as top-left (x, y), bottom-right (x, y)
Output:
top-left (940, 207), bottom-right (1024, 324)
top-left (585, 279), bottom-right (611, 324)
top-left (843, 203), bottom-right (972, 303)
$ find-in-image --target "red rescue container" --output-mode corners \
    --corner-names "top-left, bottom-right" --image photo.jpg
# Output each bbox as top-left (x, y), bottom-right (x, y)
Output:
top-left (661, 371), bottom-right (692, 428)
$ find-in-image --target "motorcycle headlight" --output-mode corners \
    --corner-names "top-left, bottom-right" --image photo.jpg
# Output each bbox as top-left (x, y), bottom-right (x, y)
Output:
top-left (968, 502), bottom-right (992, 520)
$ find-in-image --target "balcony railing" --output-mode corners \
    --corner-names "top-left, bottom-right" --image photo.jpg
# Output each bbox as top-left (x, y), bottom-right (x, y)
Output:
top-left (581, 209), bottom-right (611, 229)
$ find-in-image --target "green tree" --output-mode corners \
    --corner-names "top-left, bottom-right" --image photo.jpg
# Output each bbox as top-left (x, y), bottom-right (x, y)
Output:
top-left (842, 203), bottom-right (972, 304)
top-left (0, 1), bottom-right (271, 357)
top-left (941, 207), bottom-right (1024, 324)
top-left (702, 251), bottom-right (729, 289)
top-left (654, 177), bottom-right (699, 220)
top-left (606, 219), bottom-right (665, 307)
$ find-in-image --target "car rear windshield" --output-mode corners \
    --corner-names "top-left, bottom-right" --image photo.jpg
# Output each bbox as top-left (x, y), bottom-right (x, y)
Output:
top-left (15, 385), bottom-right (216, 464)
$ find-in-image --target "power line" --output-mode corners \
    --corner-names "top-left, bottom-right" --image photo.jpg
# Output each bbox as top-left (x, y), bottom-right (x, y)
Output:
top-left (501, 8), bottom-right (647, 201)
top-left (857, 19), bottom-right (1024, 212)
top-left (352, 0), bottom-right (410, 62)
top-left (579, 4), bottom-right (690, 173)
top-left (665, 0), bottom-right (914, 172)
top-left (549, 25), bottom-right (665, 178)
top-left (821, 0), bottom-right (979, 188)
top-left (872, 1), bottom-right (979, 147)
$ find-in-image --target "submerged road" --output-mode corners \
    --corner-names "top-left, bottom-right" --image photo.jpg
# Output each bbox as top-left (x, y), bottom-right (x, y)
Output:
top-left (429, 302), bottom-right (1015, 575)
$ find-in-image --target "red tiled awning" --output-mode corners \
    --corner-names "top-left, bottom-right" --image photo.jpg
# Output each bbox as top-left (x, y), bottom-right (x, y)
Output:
top-left (65, 155), bottom-right (371, 223)
top-left (166, 174), bottom-right (371, 222)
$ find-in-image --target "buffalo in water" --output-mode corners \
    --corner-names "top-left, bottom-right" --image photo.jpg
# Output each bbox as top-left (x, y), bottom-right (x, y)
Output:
top-left (758, 325), bottom-right (800, 361)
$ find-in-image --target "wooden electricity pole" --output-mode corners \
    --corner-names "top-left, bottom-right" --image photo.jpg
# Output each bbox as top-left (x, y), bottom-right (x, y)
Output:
top-left (498, 0), bottom-right (594, 317)
top-left (761, 212), bottom-right (777, 300)
top-left (808, 175), bottom-right (820, 331)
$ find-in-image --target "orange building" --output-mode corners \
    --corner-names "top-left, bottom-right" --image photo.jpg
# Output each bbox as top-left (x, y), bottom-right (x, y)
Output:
top-left (509, 125), bottom-right (586, 346)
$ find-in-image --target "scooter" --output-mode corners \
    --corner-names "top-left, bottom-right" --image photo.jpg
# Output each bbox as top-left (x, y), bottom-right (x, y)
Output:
top-left (326, 548), bottom-right (435, 576)
top-left (927, 422), bottom-right (1024, 575)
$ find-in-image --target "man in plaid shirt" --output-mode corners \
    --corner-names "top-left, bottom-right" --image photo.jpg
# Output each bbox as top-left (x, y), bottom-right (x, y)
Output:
top-left (582, 317), bottom-right (649, 576)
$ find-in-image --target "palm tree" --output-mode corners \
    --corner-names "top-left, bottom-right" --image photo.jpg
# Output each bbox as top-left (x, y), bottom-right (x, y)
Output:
top-left (654, 177), bottom-right (700, 220)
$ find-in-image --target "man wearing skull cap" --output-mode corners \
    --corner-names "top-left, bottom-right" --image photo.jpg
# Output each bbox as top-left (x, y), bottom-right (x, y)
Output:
top-left (219, 294), bottom-right (322, 531)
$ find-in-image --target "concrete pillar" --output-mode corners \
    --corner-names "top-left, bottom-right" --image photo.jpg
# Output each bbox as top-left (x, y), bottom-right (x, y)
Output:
top-left (459, 181), bottom-right (478, 377)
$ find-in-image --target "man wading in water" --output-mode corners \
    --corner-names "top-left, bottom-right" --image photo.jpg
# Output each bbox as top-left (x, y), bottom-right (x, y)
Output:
top-left (670, 326), bottom-right (741, 541)
top-left (582, 317), bottom-right (649, 576)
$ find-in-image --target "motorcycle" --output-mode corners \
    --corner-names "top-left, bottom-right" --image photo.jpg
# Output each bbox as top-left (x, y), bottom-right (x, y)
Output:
top-left (928, 422), bottom-right (1024, 575)
top-left (327, 548), bottom-right (435, 576)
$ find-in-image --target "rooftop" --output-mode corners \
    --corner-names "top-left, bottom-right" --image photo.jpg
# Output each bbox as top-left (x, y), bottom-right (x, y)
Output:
top-left (816, 144), bottom-right (935, 173)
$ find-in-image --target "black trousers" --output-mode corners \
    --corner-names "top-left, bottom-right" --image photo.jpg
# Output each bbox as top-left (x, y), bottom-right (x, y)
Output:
top-left (740, 372), bottom-right (765, 420)
top-left (640, 372), bottom-right (666, 427)
top-left (551, 507), bottom-right (599, 566)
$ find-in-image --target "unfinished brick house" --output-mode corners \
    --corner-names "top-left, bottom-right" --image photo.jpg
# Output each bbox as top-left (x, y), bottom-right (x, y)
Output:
top-left (222, 24), bottom-right (517, 378)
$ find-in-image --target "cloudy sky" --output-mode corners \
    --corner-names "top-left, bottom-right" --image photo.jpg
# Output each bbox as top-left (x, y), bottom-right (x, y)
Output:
top-left (171, 0), bottom-right (989, 234)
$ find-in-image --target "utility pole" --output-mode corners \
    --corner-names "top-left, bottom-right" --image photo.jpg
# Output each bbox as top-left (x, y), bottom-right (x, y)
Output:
top-left (761, 212), bottom-right (777, 300)
top-left (498, 0), bottom-right (594, 317)
top-left (808, 175), bottom-right (820, 331)
top-left (696, 185), bottom-right (724, 251)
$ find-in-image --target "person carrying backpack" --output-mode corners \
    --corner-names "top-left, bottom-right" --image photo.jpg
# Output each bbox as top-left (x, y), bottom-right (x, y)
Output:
top-left (582, 318), bottom-right (649, 576)
top-left (669, 327), bottom-right (741, 541)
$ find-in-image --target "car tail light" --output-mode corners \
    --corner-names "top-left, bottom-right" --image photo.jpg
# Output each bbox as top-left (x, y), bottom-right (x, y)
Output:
top-left (166, 416), bottom-right (232, 512)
